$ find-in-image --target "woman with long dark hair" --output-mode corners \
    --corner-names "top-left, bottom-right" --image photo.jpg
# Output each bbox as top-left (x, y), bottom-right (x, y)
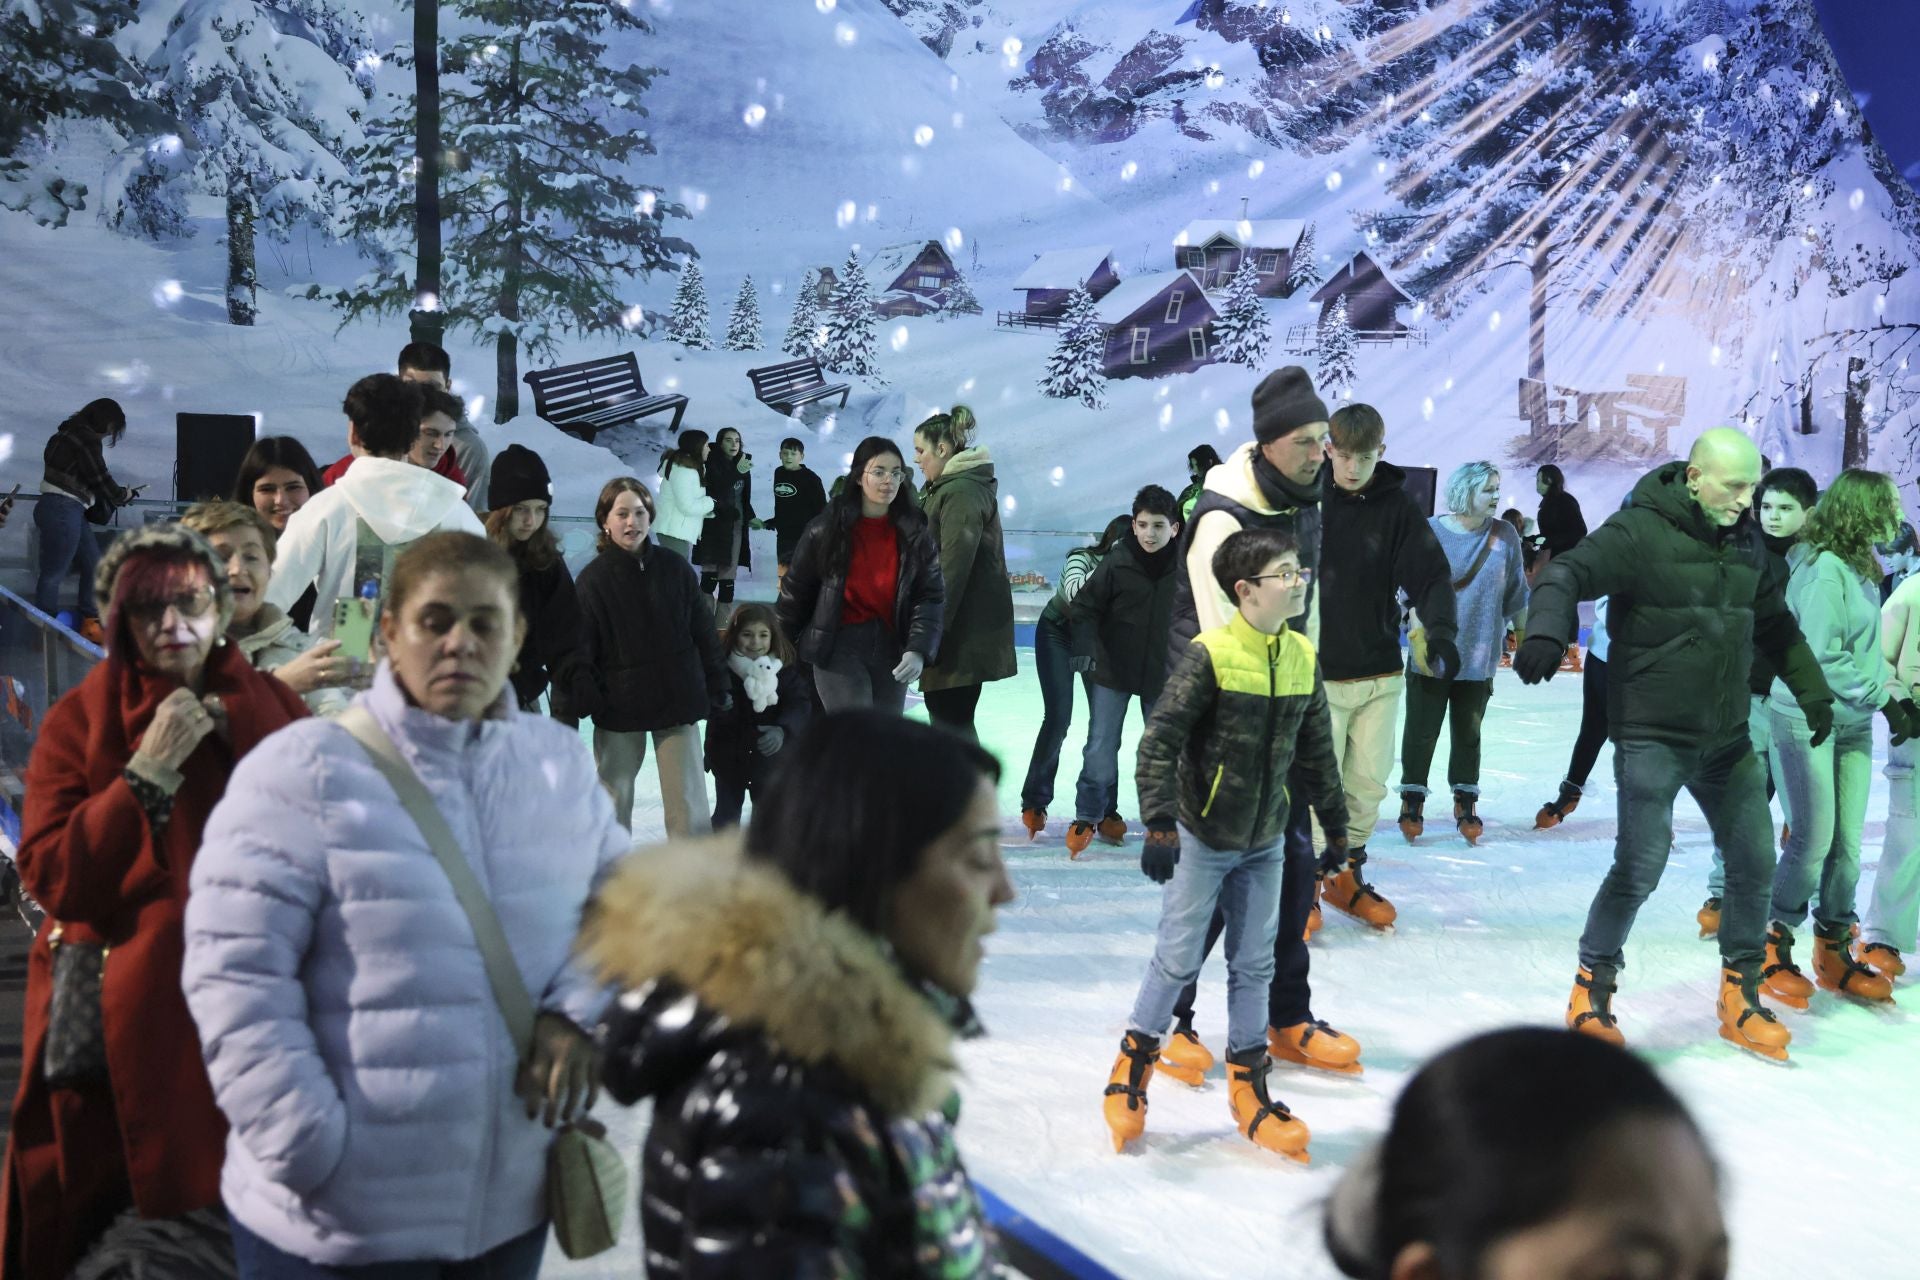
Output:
top-left (1533, 463), bottom-right (1588, 565)
top-left (913, 406), bottom-right (1015, 740)
top-left (696, 426), bottom-right (758, 611)
top-left (34, 398), bottom-right (136, 624)
top-left (777, 436), bottom-right (945, 714)
top-left (484, 444), bottom-right (581, 718)
top-left (586, 711), bottom-right (1014, 1276)
top-left (1324, 1028), bottom-right (1725, 1280)
top-left (1019, 514), bottom-right (1132, 837)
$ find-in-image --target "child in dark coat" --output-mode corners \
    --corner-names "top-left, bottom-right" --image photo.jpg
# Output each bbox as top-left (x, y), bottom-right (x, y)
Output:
top-left (706, 603), bottom-right (811, 827)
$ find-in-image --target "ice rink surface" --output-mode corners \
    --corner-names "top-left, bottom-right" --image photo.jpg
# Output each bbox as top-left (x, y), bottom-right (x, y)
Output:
top-left (555, 652), bottom-right (1920, 1279)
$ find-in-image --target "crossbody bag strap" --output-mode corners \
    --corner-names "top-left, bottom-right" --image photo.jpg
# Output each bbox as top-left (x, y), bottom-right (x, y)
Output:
top-left (336, 706), bottom-right (537, 1059)
top-left (1452, 526), bottom-right (1500, 592)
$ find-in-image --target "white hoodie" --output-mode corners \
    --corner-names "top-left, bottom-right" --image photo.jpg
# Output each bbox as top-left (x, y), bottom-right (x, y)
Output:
top-left (267, 456), bottom-right (486, 634)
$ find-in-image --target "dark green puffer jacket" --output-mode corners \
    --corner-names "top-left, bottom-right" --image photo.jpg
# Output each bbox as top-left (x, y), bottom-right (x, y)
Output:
top-left (1135, 612), bottom-right (1346, 851)
top-left (1527, 461), bottom-right (1831, 747)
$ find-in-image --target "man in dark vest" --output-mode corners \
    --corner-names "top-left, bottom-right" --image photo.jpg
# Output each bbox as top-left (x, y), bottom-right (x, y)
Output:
top-left (1518, 427), bottom-right (1834, 1061)
top-left (1154, 366), bottom-right (1368, 1083)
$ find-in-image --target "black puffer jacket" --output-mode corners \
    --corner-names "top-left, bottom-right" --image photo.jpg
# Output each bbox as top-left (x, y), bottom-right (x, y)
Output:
top-left (776, 505), bottom-right (945, 667)
top-left (1069, 532), bottom-right (1178, 700)
top-left (703, 659), bottom-right (810, 777)
top-left (1536, 487), bottom-right (1589, 558)
top-left (508, 555), bottom-right (581, 713)
top-left (570, 541), bottom-right (726, 732)
top-left (1528, 462), bottom-right (1831, 747)
top-left (582, 839), bottom-right (998, 1279)
top-left (695, 453), bottom-right (756, 570)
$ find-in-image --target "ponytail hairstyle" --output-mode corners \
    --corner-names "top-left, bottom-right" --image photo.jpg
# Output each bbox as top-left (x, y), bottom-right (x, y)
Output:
top-left (816, 435), bottom-right (921, 575)
top-left (1324, 1027), bottom-right (1712, 1280)
top-left (594, 477), bottom-right (656, 554)
top-left (1536, 463), bottom-right (1566, 494)
top-left (913, 404), bottom-right (978, 458)
top-left (660, 429), bottom-right (708, 478)
top-left (1090, 513), bottom-right (1132, 554)
top-left (1801, 467), bottom-right (1903, 581)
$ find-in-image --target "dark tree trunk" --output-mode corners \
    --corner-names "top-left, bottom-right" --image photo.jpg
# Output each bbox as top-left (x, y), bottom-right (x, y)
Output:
top-left (1843, 355), bottom-right (1869, 467)
top-left (1798, 370), bottom-right (1815, 434)
top-left (226, 188), bottom-right (257, 326)
top-left (410, 0), bottom-right (445, 346)
top-left (493, 36), bottom-right (524, 424)
top-left (1528, 233), bottom-right (1549, 385)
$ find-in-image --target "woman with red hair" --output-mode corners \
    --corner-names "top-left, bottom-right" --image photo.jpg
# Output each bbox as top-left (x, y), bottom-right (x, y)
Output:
top-left (1, 525), bottom-right (306, 1276)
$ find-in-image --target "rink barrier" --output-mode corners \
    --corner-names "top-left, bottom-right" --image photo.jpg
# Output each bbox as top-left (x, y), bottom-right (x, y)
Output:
top-left (977, 1184), bottom-right (1125, 1280)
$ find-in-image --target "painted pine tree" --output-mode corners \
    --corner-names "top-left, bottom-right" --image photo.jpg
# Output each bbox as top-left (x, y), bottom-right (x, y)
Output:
top-left (1285, 222), bottom-right (1322, 295)
top-left (944, 272), bottom-right (983, 316)
top-left (782, 271), bottom-right (821, 357)
top-left (1038, 284), bottom-right (1107, 408)
top-left (324, 0), bottom-right (691, 420)
top-left (723, 275), bottom-right (761, 351)
top-left (1317, 296), bottom-right (1358, 401)
top-left (821, 250), bottom-right (881, 379)
top-left (1214, 262), bottom-right (1272, 367)
top-left (668, 262), bottom-right (712, 349)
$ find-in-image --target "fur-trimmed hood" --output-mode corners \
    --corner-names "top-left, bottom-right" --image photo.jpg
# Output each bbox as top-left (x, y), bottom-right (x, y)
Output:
top-left (579, 836), bottom-right (960, 1118)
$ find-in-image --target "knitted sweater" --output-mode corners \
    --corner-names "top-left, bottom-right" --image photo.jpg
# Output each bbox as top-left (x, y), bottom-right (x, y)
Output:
top-left (1411, 516), bottom-right (1529, 682)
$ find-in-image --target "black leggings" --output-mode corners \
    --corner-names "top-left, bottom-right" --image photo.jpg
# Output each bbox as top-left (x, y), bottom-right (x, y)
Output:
top-left (699, 572), bottom-right (736, 605)
top-left (922, 684), bottom-right (985, 742)
top-left (1565, 655), bottom-right (1610, 788)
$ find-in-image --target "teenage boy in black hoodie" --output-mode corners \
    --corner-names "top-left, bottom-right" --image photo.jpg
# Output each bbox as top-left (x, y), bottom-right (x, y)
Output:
top-left (767, 436), bottom-right (828, 581)
top-left (1063, 485), bottom-right (1181, 857)
top-left (1312, 403), bottom-right (1460, 930)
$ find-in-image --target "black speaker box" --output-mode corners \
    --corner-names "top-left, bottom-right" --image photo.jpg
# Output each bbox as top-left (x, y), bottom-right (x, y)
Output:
top-left (175, 413), bottom-right (258, 503)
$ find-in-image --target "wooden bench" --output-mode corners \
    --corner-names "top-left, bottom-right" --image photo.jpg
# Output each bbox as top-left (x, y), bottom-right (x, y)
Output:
top-left (523, 353), bottom-right (687, 440)
top-left (747, 358), bottom-right (851, 416)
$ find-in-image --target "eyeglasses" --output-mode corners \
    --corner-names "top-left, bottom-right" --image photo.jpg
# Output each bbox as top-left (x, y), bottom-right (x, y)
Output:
top-left (127, 586), bottom-right (217, 623)
top-left (864, 467), bottom-right (909, 483)
top-left (1247, 568), bottom-right (1313, 587)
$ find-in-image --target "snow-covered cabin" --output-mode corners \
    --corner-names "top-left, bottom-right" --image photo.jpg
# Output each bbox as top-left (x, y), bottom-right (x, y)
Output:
top-left (811, 266), bottom-right (839, 308)
top-left (1311, 251), bottom-right (1417, 338)
top-left (1012, 246), bottom-right (1121, 319)
top-left (1095, 269), bottom-right (1218, 379)
top-left (862, 240), bottom-right (963, 317)
top-left (1173, 219), bottom-right (1306, 296)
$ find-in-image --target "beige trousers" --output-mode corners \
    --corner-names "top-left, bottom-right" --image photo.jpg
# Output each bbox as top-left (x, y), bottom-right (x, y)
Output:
top-left (593, 722), bottom-right (711, 838)
top-left (1311, 672), bottom-right (1404, 852)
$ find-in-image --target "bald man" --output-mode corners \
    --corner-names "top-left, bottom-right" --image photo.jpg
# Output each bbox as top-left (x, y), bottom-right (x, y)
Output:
top-left (1517, 429), bottom-right (1833, 1060)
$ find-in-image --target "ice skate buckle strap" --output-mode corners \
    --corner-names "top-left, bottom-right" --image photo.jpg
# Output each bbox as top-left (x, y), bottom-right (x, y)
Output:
top-left (1246, 1098), bottom-right (1296, 1142)
top-left (1572, 971), bottom-right (1618, 1030)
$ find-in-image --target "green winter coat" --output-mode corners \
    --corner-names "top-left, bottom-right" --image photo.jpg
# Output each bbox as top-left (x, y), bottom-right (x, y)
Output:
top-left (1527, 460), bottom-right (1832, 748)
top-left (1135, 611), bottom-right (1346, 852)
top-left (919, 448), bottom-right (1016, 692)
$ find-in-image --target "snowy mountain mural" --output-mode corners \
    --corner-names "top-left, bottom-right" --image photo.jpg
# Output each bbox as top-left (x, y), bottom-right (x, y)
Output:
top-left (2, 0), bottom-right (1917, 548)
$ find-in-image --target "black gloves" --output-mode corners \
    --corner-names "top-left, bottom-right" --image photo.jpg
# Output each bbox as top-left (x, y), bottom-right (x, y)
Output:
top-left (1512, 636), bottom-right (1565, 685)
top-left (1802, 698), bottom-right (1833, 749)
top-left (712, 692), bottom-right (734, 716)
top-left (1883, 698), bottom-right (1920, 746)
top-left (1070, 654), bottom-right (1097, 674)
top-left (1141, 825), bottom-right (1181, 883)
top-left (1318, 832), bottom-right (1351, 875)
top-left (1423, 636), bottom-right (1460, 682)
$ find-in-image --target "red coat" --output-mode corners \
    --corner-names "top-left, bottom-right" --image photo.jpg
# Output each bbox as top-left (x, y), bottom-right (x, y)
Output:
top-left (322, 449), bottom-right (467, 489)
top-left (0, 641), bottom-right (306, 1279)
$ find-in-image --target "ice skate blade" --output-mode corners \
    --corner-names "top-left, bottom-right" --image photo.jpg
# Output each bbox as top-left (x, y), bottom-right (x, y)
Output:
top-left (1271, 1050), bottom-right (1364, 1077)
top-left (1816, 982), bottom-right (1895, 1006)
top-left (1761, 988), bottom-right (1810, 1012)
top-left (1155, 1061), bottom-right (1207, 1088)
top-left (1697, 927), bottom-right (1719, 940)
top-left (1717, 1026), bottom-right (1790, 1062)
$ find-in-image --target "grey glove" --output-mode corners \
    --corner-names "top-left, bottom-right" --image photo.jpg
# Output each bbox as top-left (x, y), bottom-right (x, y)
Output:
top-left (1070, 654), bottom-right (1096, 674)
top-left (756, 725), bottom-right (785, 755)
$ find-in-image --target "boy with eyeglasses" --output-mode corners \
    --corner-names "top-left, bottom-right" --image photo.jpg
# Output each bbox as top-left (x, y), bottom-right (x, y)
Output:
top-left (1310, 402), bottom-right (1458, 930)
top-left (1101, 526), bottom-right (1347, 1162)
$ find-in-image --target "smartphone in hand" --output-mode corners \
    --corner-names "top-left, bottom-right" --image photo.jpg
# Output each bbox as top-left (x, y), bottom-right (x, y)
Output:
top-left (332, 597), bottom-right (377, 664)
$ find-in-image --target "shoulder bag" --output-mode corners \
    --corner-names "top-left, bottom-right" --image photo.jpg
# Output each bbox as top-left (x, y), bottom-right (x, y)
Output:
top-left (336, 706), bottom-right (627, 1260)
top-left (1409, 525), bottom-right (1500, 677)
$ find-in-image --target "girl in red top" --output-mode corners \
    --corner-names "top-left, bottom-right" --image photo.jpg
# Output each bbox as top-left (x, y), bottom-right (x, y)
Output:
top-left (776, 437), bottom-right (945, 714)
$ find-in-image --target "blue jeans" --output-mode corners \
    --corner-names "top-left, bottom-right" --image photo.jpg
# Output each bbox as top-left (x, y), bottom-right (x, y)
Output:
top-left (231, 1216), bottom-right (548, 1279)
top-left (33, 492), bottom-right (100, 616)
top-left (1019, 613), bottom-right (1090, 811)
top-left (1126, 825), bottom-right (1286, 1056)
top-left (1708, 694), bottom-right (1785, 896)
top-left (1769, 704), bottom-right (1873, 932)
top-left (1581, 733), bottom-right (1775, 973)
top-left (1074, 683), bottom-right (1154, 822)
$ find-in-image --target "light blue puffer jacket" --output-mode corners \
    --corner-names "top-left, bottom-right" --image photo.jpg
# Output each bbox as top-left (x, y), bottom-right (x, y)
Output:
top-left (183, 665), bottom-right (631, 1265)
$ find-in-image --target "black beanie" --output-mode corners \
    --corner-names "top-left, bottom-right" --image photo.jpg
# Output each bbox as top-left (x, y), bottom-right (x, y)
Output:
top-left (488, 443), bottom-right (553, 511)
top-left (1252, 366), bottom-right (1330, 444)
